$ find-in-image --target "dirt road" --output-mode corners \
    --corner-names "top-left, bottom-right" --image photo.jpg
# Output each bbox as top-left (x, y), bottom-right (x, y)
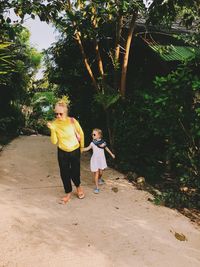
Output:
top-left (0, 136), bottom-right (200, 267)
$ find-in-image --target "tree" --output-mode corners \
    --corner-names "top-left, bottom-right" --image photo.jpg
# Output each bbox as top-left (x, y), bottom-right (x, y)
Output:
top-left (3, 0), bottom-right (199, 96)
top-left (147, 0), bottom-right (200, 31)
top-left (2, 0), bottom-right (199, 141)
top-left (49, 0), bottom-right (200, 146)
top-left (0, 21), bottom-right (42, 134)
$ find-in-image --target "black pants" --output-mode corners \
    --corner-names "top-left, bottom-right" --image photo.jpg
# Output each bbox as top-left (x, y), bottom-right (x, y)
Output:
top-left (57, 147), bottom-right (81, 193)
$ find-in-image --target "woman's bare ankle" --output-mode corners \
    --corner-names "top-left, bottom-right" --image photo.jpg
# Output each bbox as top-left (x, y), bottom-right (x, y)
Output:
top-left (62, 193), bottom-right (71, 200)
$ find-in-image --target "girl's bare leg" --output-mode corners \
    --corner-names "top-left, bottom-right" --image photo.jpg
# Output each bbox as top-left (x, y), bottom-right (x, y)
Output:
top-left (98, 169), bottom-right (105, 185)
top-left (94, 170), bottom-right (100, 189)
top-left (99, 169), bottom-right (103, 179)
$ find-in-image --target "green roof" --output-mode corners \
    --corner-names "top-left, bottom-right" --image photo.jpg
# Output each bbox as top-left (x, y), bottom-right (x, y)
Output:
top-left (149, 45), bottom-right (200, 61)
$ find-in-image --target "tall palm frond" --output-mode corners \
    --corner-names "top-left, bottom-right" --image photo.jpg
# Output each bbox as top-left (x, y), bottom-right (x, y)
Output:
top-left (0, 42), bottom-right (15, 81)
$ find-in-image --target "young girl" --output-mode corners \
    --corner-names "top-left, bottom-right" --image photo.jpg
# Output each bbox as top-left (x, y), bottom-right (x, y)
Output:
top-left (83, 128), bottom-right (115, 193)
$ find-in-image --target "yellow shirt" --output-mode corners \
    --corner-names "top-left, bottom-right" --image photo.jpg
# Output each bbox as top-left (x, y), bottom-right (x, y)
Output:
top-left (50, 117), bottom-right (84, 152)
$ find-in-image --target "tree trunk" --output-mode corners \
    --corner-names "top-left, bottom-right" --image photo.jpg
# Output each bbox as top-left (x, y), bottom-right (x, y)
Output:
top-left (114, 15), bottom-right (123, 90)
top-left (94, 39), bottom-right (105, 80)
top-left (115, 15), bottom-right (123, 63)
top-left (75, 33), bottom-right (99, 91)
top-left (120, 11), bottom-right (138, 97)
top-left (91, 3), bottom-right (105, 83)
top-left (67, 0), bottom-right (98, 91)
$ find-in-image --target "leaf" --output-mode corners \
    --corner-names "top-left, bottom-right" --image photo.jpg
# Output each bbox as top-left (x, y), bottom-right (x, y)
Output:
top-left (174, 232), bottom-right (187, 241)
top-left (111, 187), bottom-right (118, 193)
top-left (154, 97), bottom-right (167, 104)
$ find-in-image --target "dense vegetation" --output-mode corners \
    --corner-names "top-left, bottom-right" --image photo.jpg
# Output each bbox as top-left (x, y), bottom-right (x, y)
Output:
top-left (0, 18), bottom-right (42, 140)
top-left (113, 58), bottom-right (200, 208)
top-left (0, 0), bottom-right (199, 210)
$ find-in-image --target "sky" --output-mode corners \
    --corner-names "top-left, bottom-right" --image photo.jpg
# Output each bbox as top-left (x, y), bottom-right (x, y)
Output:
top-left (10, 9), bottom-right (57, 51)
top-left (24, 17), bottom-right (57, 79)
top-left (23, 17), bottom-right (57, 52)
top-left (10, 9), bottom-right (57, 79)
top-left (23, 17), bottom-right (57, 79)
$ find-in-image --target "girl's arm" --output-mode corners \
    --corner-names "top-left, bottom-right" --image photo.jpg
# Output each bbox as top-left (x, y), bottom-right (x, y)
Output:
top-left (105, 147), bottom-right (115, 159)
top-left (82, 143), bottom-right (92, 152)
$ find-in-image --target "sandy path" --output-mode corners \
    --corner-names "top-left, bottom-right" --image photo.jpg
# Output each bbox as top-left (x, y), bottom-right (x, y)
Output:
top-left (0, 135), bottom-right (200, 267)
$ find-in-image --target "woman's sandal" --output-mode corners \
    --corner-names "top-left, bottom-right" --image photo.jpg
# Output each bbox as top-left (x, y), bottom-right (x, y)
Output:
top-left (58, 196), bottom-right (71, 204)
top-left (77, 187), bottom-right (85, 199)
top-left (77, 192), bottom-right (85, 199)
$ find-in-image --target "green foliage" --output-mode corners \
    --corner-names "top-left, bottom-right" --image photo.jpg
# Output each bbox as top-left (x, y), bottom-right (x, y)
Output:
top-left (0, 105), bottom-right (25, 134)
top-left (0, 42), bottom-right (15, 79)
top-left (94, 88), bottom-right (120, 110)
top-left (27, 91), bottom-right (57, 134)
top-left (43, 37), bottom-right (94, 114)
top-left (174, 33), bottom-right (200, 47)
top-left (147, 0), bottom-right (200, 31)
top-left (112, 57), bottom-right (200, 209)
top-left (112, 96), bottom-right (165, 179)
top-left (150, 58), bottom-right (200, 183)
top-left (153, 186), bottom-right (200, 209)
top-left (0, 22), bottom-right (42, 135)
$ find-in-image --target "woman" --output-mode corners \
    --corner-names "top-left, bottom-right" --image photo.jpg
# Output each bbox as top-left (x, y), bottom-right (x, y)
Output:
top-left (47, 99), bottom-right (85, 204)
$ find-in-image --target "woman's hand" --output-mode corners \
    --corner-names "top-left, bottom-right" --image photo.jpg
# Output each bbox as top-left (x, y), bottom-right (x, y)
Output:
top-left (47, 122), bottom-right (55, 130)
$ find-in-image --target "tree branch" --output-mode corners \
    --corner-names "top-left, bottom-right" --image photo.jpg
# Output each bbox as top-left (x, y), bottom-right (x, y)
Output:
top-left (67, 0), bottom-right (99, 91)
top-left (120, 10), bottom-right (138, 97)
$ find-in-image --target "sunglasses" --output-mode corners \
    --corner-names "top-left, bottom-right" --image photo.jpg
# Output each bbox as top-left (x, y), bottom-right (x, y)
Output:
top-left (55, 113), bottom-right (64, 116)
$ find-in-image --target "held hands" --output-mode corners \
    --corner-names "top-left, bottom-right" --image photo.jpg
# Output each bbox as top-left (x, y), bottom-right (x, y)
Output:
top-left (81, 147), bottom-right (89, 153)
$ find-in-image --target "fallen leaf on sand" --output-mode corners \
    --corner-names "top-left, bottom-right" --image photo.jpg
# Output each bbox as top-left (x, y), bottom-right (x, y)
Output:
top-left (174, 232), bottom-right (187, 241)
top-left (112, 187), bottom-right (118, 193)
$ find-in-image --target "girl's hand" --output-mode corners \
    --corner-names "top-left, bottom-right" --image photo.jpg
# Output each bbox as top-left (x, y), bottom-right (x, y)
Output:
top-left (111, 153), bottom-right (115, 159)
top-left (82, 145), bottom-right (92, 152)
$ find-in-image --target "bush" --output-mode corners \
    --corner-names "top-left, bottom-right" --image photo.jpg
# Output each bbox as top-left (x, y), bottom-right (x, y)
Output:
top-left (111, 57), bottom-right (200, 208)
top-left (0, 105), bottom-right (25, 135)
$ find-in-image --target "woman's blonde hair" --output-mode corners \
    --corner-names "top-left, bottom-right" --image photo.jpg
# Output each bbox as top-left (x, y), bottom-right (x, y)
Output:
top-left (55, 95), bottom-right (70, 112)
top-left (92, 128), bottom-right (103, 138)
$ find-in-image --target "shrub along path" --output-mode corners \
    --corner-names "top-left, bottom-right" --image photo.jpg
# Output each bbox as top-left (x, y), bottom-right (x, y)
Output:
top-left (0, 135), bottom-right (200, 267)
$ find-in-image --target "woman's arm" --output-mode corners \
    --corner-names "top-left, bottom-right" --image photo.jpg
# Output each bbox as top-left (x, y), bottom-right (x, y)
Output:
top-left (74, 119), bottom-right (84, 148)
top-left (105, 147), bottom-right (115, 159)
top-left (47, 122), bottom-right (58, 145)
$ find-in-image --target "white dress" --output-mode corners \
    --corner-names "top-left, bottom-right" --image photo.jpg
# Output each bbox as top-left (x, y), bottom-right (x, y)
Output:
top-left (90, 142), bottom-right (107, 172)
